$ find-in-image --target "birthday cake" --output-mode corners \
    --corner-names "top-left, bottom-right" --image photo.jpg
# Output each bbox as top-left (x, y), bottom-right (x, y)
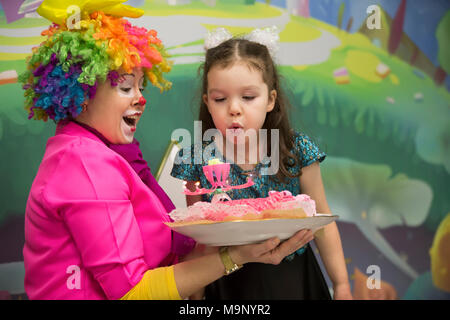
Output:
top-left (167, 160), bottom-right (337, 245)
top-left (168, 190), bottom-right (317, 223)
top-left (169, 158), bottom-right (319, 224)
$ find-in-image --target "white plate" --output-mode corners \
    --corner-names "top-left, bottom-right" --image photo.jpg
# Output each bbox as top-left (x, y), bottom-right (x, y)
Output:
top-left (166, 214), bottom-right (338, 246)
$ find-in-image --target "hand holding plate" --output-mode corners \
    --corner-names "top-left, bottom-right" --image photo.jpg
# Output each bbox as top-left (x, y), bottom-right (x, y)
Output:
top-left (228, 229), bottom-right (314, 265)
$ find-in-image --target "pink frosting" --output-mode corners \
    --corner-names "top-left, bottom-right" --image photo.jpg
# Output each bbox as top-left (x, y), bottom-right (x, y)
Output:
top-left (169, 191), bottom-right (316, 222)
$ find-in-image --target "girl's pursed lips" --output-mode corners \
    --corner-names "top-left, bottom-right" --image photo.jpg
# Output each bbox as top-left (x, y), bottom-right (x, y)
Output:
top-left (228, 122), bottom-right (243, 129)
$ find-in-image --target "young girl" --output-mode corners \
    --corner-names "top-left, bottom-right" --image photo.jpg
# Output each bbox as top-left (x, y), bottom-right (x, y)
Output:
top-left (171, 31), bottom-right (352, 300)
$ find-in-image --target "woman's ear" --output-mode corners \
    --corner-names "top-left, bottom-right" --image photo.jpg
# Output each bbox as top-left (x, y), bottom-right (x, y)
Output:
top-left (81, 101), bottom-right (88, 113)
top-left (267, 89), bottom-right (277, 112)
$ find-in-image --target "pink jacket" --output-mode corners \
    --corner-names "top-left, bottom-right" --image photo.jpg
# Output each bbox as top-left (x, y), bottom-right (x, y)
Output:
top-left (24, 121), bottom-right (186, 299)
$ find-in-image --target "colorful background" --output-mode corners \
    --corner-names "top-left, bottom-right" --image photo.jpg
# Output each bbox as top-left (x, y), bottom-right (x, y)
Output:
top-left (0, 0), bottom-right (448, 300)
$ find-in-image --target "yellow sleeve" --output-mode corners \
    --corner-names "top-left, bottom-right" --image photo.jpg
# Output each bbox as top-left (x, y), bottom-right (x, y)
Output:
top-left (120, 266), bottom-right (182, 300)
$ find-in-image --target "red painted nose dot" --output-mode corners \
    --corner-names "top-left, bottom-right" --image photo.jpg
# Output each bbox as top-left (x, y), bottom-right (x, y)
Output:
top-left (139, 96), bottom-right (146, 106)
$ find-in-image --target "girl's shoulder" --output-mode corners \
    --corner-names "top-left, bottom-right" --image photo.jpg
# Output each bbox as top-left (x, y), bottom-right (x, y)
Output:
top-left (291, 130), bottom-right (316, 147)
top-left (290, 130), bottom-right (327, 167)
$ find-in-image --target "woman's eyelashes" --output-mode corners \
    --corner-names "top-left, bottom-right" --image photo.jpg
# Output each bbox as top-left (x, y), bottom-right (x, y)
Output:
top-left (119, 87), bottom-right (144, 94)
top-left (118, 76), bottom-right (144, 95)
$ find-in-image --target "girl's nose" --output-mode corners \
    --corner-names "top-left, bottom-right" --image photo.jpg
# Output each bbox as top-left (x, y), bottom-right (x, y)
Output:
top-left (228, 99), bottom-right (242, 116)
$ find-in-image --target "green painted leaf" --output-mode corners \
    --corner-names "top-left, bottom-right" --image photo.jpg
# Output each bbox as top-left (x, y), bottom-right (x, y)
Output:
top-left (397, 124), bottom-right (409, 143)
top-left (340, 99), bottom-right (353, 127)
top-left (327, 89), bottom-right (335, 107)
top-left (329, 102), bottom-right (339, 128)
top-left (391, 120), bottom-right (401, 144)
top-left (354, 109), bottom-right (366, 134)
top-left (316, 86), bottom-right (325, 107)
top-left (317, 101), bottom-right (327, 125)
top-left (376, 113), bottom-right (390, 141)
top-left (366, 108), bottom-right (375, 137)
top-left (415, 118), bottom-right (450, 173)
top-left (321, 157), bottom-right (432, 278)
top-left (294, 80), bottom-right (306, 94)
top-left (321, 157), bottom-right (433, 228)
top-left (301, 85), bottom-right (314, 107)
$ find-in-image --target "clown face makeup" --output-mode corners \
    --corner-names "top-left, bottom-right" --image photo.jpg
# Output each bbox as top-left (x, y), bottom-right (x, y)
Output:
top-left (76, 68), bottom-right (146, 144)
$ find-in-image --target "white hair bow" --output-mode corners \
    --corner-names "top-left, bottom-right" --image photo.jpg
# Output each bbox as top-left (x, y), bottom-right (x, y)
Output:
top-left (204, 26), bottom-right (280, 58)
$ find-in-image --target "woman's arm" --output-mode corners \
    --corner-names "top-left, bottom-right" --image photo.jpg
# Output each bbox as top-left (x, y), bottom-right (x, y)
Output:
top-left (299, 162), bottom-right (353, 300)
top-left (178, 242), bottom-right (215, 300)
top-left (182, 180), bottom-right (209, 299)
top-left (121, 228), bottom-right (315, 300)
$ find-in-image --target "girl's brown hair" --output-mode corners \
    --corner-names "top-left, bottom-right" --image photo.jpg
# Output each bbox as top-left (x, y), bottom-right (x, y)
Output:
top-left (198, 38), bottom-right (302, 182)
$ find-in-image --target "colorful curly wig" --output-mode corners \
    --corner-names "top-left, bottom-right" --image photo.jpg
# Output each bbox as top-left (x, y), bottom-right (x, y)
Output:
top-left (20, 8), bottom-right (171, 122)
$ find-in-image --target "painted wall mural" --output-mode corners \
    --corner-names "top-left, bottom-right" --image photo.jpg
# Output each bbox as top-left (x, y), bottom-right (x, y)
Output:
top-left (0, 0), bottom-right (448, 300)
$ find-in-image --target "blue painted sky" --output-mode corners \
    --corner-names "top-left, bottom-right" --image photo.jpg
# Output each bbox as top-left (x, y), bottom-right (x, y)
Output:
top-left (1, 1), bottom-right (448, 71)
top-left (257, 0), bottom-right (449, 67)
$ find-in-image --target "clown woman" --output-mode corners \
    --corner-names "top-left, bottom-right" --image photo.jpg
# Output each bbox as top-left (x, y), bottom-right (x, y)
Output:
top-left (21, 0), bottom-right (312, 300)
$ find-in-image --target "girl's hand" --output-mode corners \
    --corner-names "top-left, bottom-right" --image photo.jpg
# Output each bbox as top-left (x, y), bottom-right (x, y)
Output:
top-left (333, 282), bottom-right (353, 300)
top-left (228, 229), bottom-right (314, 265)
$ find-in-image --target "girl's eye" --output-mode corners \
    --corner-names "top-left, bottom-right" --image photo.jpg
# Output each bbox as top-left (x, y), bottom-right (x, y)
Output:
top-left (243, 96), bottom-right (255, 100)
top-left (120, 88), bottom-right (131, 93)
top-left (214, 98), bottom-right (226, 103)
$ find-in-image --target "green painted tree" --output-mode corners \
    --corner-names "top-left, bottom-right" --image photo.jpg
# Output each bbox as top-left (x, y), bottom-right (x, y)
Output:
top-left (435, 10), bottom-right (450, 85)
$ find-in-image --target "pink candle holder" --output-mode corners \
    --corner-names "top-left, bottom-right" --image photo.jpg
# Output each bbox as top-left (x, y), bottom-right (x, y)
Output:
top-left (183, 162), bottom-right (254, 196)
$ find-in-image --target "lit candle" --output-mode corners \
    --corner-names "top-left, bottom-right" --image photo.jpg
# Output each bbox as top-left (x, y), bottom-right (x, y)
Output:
top-left (208, 158), bottom-right (223, 165)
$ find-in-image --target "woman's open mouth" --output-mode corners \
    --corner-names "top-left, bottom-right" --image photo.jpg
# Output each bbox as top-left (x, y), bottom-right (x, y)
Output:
top-left (123, 115), bottom-right (137, 129)
top-left (122, 112), bottom-right (142, 132)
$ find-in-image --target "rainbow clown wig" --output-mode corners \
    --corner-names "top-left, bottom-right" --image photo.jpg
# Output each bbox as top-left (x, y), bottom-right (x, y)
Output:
top-left (19, 0), bottom-right (171, 122)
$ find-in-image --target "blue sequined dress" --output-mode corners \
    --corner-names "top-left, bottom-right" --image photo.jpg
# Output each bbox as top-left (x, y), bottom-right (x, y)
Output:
top-left (171, 131), bottom-right (331, 299)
